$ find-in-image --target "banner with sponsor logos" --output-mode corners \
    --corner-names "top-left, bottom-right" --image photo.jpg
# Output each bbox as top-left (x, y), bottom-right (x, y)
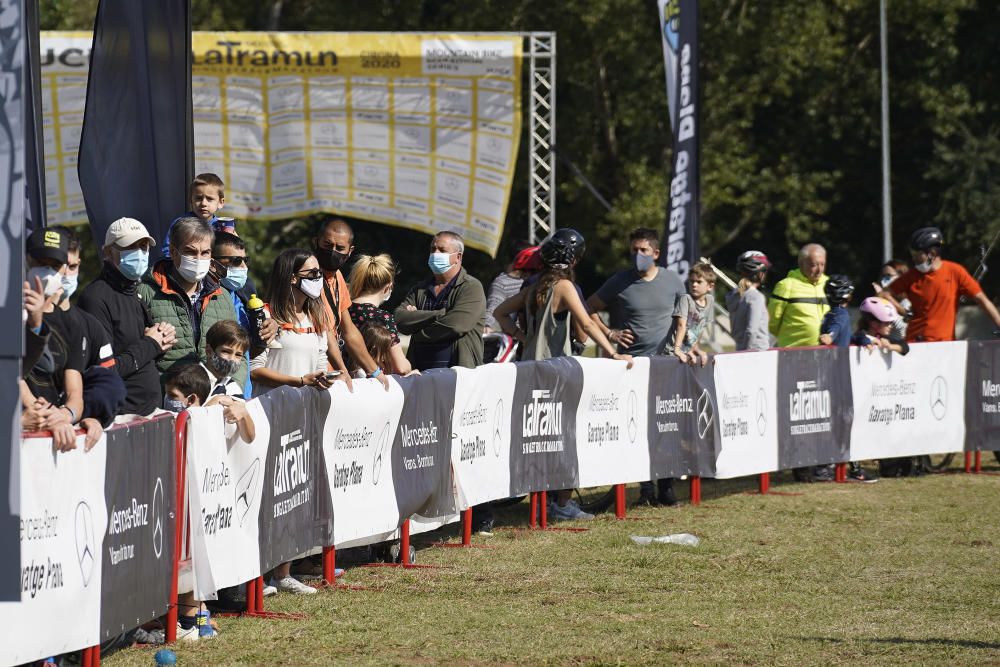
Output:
top-left (450, 363), bottom-right (516, 508)
top-left (713, 351), bottom-right (780, 478)
top-left (0, 433), bottom-right (108, 664)
top-left (848, 342), bottom-right (967, 460)
top-left (186, 404), bottom-right (270, 600)
top-left (256, 387), bottom-right (334, 573)
top-left (322, 379), bottom-right (405, 547)
top-left (647, 357), bottom-right (720, 479)
top-left (575, 357), bottom-right (651, 487)
top-left (775, 348), bottom-right (853, 470)
top-left (42, 31), bottom-right (523, 257)
top-left (508, 358), bottom-right (584, 496)
top-left (964, 341), bottom-right (1000, 452)
top-left (100, 415), bottom-right (176, 640)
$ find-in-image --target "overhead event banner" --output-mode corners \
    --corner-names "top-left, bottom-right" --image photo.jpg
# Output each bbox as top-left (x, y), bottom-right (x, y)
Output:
top-left (656, 0), bottom-right (700, 280)
top-left (41, 31), bottom-right (523, 256)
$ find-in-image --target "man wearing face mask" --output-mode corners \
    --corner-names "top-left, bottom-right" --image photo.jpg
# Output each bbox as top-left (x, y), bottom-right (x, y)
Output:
top-left (395, 230), bottom-right (487, 370)
top-left (586, 227), bottom-right (685, 506)
top-left (79, 217), bottom-right (176, 417)
top-left (313, 218), bottom-right (389, 389)
top-left (880, 227), bottom-right (1000, 342)
top-left (138, 217), bottom-right (246, 389)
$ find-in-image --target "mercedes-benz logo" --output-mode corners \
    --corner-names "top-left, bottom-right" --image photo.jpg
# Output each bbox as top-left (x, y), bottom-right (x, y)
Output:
top-left (930, 376), bottom-right (947, 420)
top-left (493, 399), bottom-right (504, 457)
top-left (626, 390), bottom-right (638, 443)
top-left (74, 501), bottom-right (96, 587)
top-left (697, 389), bottom-right (715, 439)
top-left (372, 421), bottom-right (391, 485)
top-left (756, 388), bottom-right (768, 436)
top-left (235, 458), bottom-right (260, 526)
top-left (151, 477), bottom-right (164, 559)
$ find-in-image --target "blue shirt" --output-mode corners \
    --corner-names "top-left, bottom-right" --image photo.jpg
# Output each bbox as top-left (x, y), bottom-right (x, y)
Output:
top-left (820, 306), bottom-right (851, 347)
top-left (229, 290), bottom-right (253, 398)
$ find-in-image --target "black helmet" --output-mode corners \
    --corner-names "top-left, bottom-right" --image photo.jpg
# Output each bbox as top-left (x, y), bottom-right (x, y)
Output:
top-left (909, 227), bottom-right (944, 251)
top-left (824, 274), bottom-right (854, 304)
top-left (540, 236), bottom-right (576, 269)
top-left (550, 228), bottom-right (586, 261)
top-left (736, 250), bottom-right (770, 276)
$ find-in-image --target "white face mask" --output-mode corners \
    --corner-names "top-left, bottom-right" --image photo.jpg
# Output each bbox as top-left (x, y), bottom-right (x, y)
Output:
top-left (915, 260), bottom-right (934, 273)
top-left (297, 277), bottom-right (324, 300)
top-left (177, 254), bottom-right (211, 282)
top-left (27, 266), bottom-right (64, 296)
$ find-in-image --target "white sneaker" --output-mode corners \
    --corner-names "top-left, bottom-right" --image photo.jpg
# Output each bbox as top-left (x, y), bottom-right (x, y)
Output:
top-left (262, 584), bottom-right (278, 596)
top-left (270, 576), bottom-right (316, 595)
top-left (177, 623), bottom-right (200, 642)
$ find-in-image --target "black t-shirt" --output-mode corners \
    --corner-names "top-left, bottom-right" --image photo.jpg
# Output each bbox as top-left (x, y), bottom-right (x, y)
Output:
top-left (25, 308), bottom-right (84, 405)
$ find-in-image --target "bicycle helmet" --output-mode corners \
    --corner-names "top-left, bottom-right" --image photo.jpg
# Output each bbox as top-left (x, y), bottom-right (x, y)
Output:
top-left (859, 296), bottom-right (895, 323)
top-left (550, 228), bottom-right (586, 261)
top-left (824, 274), bottom-right (854, 304)
top-left (512, 245), bottom-right (542, 271)
top-left (540, 236), bottom-right (576, 269)
top-left (909, 227), bottom-right (944, 251)
top-left (736, 250), bottom-right (770, 275)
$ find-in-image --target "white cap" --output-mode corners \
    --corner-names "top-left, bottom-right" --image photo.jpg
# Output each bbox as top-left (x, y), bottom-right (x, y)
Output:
top-left (104, 217), bottom-right (155, 249)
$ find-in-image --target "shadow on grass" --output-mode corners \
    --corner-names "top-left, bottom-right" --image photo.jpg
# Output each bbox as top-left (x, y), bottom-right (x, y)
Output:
top-left (795, 636), bottom-right (1000, 650)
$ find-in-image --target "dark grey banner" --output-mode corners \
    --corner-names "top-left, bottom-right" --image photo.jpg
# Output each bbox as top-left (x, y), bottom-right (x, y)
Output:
top-left (776, 347), bottom-right (853, 469)
top-left (99, 415), bottom-right (176, 638)
top-left (392, 370), bottom-right (458, 520)
top-left (647, 357), bottom-right (719, 478)
top-left (257, 386), bottom-right (333, 571)
top-left (509, 358), bottom-right (584, 496)
top-left (964, 340), bottom-right (1000, 452)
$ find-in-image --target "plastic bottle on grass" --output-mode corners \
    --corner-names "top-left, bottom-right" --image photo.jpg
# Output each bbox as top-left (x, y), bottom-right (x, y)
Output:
top-left (630, 533), bottom-right (700, 547)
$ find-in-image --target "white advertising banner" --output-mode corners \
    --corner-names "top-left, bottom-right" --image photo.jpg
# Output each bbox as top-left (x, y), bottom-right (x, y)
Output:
top-left (574, 357), bottom-right (651, 487)
top-left (848, 342), bottom-right (967, 460)
top-left (713, 351), bottom-right (780, 478)
top-left (322, 379), bottom-right (405, 547)
top-left (0, 434), bottom-right (107, 664)
top-left (185, 404), bottom-right (268, 599)
top-left (450, 363), bottom-right (516, 508)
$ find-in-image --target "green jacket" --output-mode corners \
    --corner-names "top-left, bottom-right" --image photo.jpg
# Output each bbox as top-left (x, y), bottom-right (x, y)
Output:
top-left (767, 269), bottom-right (829, 348)
top-left (394, 268), bottom-right (486, 369)
top-left (138, 260), bottom-right (248, 387)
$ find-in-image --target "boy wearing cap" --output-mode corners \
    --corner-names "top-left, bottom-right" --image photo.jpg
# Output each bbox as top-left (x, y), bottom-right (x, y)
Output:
top-left (78, 217), bottom-right (176, 417)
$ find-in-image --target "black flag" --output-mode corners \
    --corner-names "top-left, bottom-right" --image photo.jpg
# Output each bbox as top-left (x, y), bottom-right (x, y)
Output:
top-left (77, 0), bottom-right (192, 254)
top-left (657, 0), bottom-right (700, 281)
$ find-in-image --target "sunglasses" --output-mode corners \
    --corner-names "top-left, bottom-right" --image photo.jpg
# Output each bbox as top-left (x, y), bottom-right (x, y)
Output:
top-left (216, 255), bottom-right (249, 267)
top-left (297, 269), bottom-right (323, 280)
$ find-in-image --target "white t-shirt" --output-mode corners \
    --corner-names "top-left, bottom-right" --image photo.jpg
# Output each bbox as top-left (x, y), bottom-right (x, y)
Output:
top-left (249, 317), bottom-right (328, 397)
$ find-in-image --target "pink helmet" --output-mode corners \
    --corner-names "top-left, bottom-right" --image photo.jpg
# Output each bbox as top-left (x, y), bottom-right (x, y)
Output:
top-left (860, 297), bottom-right (895, 323)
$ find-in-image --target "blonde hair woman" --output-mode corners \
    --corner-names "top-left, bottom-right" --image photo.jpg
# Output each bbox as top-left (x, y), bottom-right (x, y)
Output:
top-left (347, 254), bottom-right (412, 375)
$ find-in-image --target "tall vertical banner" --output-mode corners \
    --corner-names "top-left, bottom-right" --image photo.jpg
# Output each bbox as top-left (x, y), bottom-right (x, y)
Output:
top-left (657, 0), bottom-right (700, 281)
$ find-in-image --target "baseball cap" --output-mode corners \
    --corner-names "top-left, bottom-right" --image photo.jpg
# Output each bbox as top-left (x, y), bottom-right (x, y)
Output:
top-left (104, 217), bottom-right (155, 249)
top-left (26, 228), bottom-right (69, 265)
top-left (512, 246), bottom-right (542, 271)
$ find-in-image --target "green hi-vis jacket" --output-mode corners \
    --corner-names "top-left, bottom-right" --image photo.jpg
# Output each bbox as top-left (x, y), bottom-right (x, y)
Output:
top-left (767, 269), bottom-right (829, 348)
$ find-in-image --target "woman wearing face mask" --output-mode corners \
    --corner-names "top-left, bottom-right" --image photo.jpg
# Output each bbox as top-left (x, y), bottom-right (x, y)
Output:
top-left (249, 248), bottom-right (332, 399)
top-left (871, 259), bottom-right (911, 338)
top-left (139, 217), bottom-right (245, 390)
top-left (347, 254), bottom-right (412, 375)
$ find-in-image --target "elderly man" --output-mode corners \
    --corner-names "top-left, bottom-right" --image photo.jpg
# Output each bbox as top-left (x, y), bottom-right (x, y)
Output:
top-left (768, 243), bottom-right (831, 483)
top-left (394, 231), bottom-right (486, 370)
top-left (768, 243), bottom-right (829, 348)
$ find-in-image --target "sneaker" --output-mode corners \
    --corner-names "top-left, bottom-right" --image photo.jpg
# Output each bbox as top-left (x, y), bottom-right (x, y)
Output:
top-left (262, 584), bottom-right (278, 596)
top-left (176, 623), bottom-right (200, 642)
top-left (548, 501), bottom-right (594, 521)
top-left (634, 490), bottom-right (659, 507)
top-left (270, 576), bottom-right (316, 595)
top-left (848, 463), bottom-right (879, 483)
top-left (472, 518), bottom-right (495, 537)
top-left (811, 465), bottom-right (835, 482)
top-left (657, 482), bottom-right (678, 507)
top-left (133, 627), bottom-right (165, 645)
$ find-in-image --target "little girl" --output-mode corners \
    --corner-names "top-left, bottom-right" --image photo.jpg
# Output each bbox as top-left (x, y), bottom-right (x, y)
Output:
top-left (851, 297), bottom-right (909, 355)
top-left (725, 250), bottom-right (771, 351)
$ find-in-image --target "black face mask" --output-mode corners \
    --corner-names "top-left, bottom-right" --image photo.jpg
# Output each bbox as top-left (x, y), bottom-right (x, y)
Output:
top-left (314, 243), bottom-right (349, 272)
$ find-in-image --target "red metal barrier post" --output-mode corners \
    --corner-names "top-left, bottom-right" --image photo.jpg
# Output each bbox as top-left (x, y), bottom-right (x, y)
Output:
top-left (166, 411), bottom-right (189, 644)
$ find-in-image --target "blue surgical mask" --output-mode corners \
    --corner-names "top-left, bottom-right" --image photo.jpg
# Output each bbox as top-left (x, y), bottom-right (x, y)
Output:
top-left (428, 252), bottom-right (454, 275)
top-left (222, 266), bottom-right (248, 291)
top-left (118, 248), bottom-right (149, 281)
top-left (61, 273), bottom-right (79, 300)
top-left (633, 253), bottom-right (655, 273)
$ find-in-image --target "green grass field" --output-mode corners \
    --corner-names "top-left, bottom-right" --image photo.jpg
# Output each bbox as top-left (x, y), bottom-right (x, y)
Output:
top-left (108, 462), bottom-right (1000, 666)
